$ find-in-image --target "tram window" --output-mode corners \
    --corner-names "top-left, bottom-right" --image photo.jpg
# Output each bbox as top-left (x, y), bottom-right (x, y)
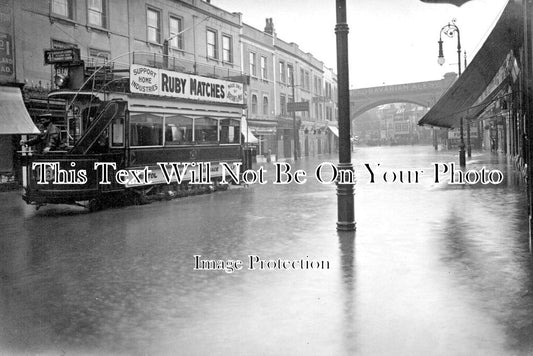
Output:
top-left (194, 117), bottom-right (218, 143)
top-left (219, 119), bottom-right (240, 144)
top-left (165, 115), bottom-right (193, 145)
top-left (130, 113), bottom-right (163, 146)
top-left (111, 115), bottom-right (124, 147)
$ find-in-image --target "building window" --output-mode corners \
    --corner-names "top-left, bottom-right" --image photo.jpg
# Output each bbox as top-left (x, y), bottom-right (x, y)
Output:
top-left (249, 52), bottom-right (256, 76)
top-left (88, 0), bottom-right (106, 28)
top-left (52, 0), bottom-right (74, 19)
top-left (305, 71), bottom-right (310, 90)
top-left (260, 56), bottom-right (267, 80)
top-left (287, 64), bottom-right (294, 86)
top-left (222, 35), bottom-right (232, 63)
top-left (251, 94), bottom-right (258, 114)
top-left (279, 61), bottom-right (285, 83)
top-left (300, 68), bottom-right (304, 87)
top-left (88, 48), bottom-right (110, 66)
top-left (169, 16), bottom-right (183, 49)
top-left (263, 96), bottom-right (269, 115)
top-left (207, 29), bottom-right (218, 59)
top-left (280, 94), bottom-right (286, 115)
top-left (147, 8), bottom-right (161, 44)
top-left (302, 99), bottom-right (308, 118)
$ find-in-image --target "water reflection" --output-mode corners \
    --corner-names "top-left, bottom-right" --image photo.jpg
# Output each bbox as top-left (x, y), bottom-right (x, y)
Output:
top-left (437, 186), bottom-right (533, 354)
top-left (0, 146), bottom-right (532, 354)
top-left (338, 231), bottom-right (357, 354)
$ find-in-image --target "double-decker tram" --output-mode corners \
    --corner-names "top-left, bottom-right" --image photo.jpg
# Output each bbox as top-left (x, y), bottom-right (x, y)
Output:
top-left (21, 57), bottom-right (248, 211)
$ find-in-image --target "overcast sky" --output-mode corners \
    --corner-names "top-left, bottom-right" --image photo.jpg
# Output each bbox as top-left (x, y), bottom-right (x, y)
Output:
top-left (212, 0), bottom-right (509, 89)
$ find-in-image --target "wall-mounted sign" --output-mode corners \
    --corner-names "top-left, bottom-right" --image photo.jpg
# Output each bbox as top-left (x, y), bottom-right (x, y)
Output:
top-left (130, 64), bottom-right (244, 105)
top-left (44, 48), bottom-right (81, 64)
top-left (0, 33), bottom-right (12, 76)
top-left (287, 101), bottom-right (310, 112)
top-left (0, 2), bottom-right (14, 81)
top-left (448, 126), bottom-right (479, 139)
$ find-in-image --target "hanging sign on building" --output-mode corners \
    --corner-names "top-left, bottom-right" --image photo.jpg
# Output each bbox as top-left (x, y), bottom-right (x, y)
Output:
top-left (130, 64), bottom-right (244, 105)
top-left (44, 48), bottom-right (81, 64)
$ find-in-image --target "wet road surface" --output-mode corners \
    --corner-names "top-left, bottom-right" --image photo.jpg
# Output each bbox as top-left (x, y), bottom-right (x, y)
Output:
top-left (0, 145), bottom-right (532, 355)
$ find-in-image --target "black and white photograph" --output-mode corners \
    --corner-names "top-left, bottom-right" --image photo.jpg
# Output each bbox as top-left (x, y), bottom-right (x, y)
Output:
top-left (1, 0), bottom-right (533, 354)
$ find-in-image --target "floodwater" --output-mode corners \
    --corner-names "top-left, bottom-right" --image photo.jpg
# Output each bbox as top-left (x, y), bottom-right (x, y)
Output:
top-left (0, 145), bottom-right (532, 355)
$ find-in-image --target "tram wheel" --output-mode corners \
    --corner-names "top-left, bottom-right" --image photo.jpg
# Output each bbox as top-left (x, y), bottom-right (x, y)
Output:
top-left (132, 191), bottom-right (150, 205)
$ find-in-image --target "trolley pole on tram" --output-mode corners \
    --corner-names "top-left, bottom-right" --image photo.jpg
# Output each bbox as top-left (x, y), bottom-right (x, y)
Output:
top-left (335, 0), bottom-right (355, 231)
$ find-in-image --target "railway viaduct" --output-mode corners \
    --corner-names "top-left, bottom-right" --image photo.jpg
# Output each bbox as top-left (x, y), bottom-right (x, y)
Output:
top-left (349, 72), bottom-right (457, 120)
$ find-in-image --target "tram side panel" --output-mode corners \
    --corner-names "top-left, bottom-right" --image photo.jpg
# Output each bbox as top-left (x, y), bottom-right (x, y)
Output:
top-left (21, 153), bottom-right (125, 204)
top-left (126, 144), bottom-right (242, 186)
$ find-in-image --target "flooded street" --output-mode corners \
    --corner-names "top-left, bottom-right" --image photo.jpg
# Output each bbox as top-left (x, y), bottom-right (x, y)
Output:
top-left (1, 145), bottom-right (532, 355)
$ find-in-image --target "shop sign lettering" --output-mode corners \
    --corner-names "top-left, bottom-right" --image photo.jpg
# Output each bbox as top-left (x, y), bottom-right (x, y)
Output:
top-left (130, 64), bottom-right (244, 105)
top-left (0, 32), bottom-right (12, 77)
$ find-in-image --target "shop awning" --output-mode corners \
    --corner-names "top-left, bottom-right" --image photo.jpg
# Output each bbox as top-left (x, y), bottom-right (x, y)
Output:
top-left (241, 116), bottom-right (259, 143)
top-left (328, 126), bottom-right (339, 137)
top-left (418, 1), bottom-right (522, 128)
top-left (0, 86), bottom-right (40, 134)
top-left (465, 76), bottom-right (511, 120)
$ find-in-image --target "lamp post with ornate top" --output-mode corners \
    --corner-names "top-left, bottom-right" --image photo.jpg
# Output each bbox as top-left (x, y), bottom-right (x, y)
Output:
top-left (438, 19), bottom-right (466, 167)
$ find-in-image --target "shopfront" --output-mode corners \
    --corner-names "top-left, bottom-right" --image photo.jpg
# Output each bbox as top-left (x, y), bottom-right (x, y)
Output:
top-left (419, 1), bottom-right (522, 163)
top-left (0, 85), bottom-right (40, 187)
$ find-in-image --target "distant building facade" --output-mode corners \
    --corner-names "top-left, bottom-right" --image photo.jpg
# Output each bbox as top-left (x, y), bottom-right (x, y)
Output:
top-left (242, 18), bottom-right (338, 161)
top-left (377, 103), bottom-right (430, 145)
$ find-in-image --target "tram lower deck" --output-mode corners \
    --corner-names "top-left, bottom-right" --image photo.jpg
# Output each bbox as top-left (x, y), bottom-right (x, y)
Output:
top-left (21, 92), bottom-right (247, 211)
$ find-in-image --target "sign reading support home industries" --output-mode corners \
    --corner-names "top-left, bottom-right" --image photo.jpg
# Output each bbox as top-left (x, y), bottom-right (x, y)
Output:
top-left (130, 64), bottom-right (244, 105)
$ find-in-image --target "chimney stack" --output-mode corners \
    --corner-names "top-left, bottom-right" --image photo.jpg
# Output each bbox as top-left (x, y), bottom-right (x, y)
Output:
top-left (264, 18), bottom-right (274, 35)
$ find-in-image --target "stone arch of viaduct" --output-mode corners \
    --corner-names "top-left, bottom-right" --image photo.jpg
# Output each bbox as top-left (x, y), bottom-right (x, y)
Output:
top-left (349, 73), bottom-right (457, 121)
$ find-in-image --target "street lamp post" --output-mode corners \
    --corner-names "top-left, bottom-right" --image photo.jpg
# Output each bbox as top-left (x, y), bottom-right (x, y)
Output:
top-left (335, 0), bottom-right (355, 231)
top-left (438, 19), bottom-right (466, 167)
